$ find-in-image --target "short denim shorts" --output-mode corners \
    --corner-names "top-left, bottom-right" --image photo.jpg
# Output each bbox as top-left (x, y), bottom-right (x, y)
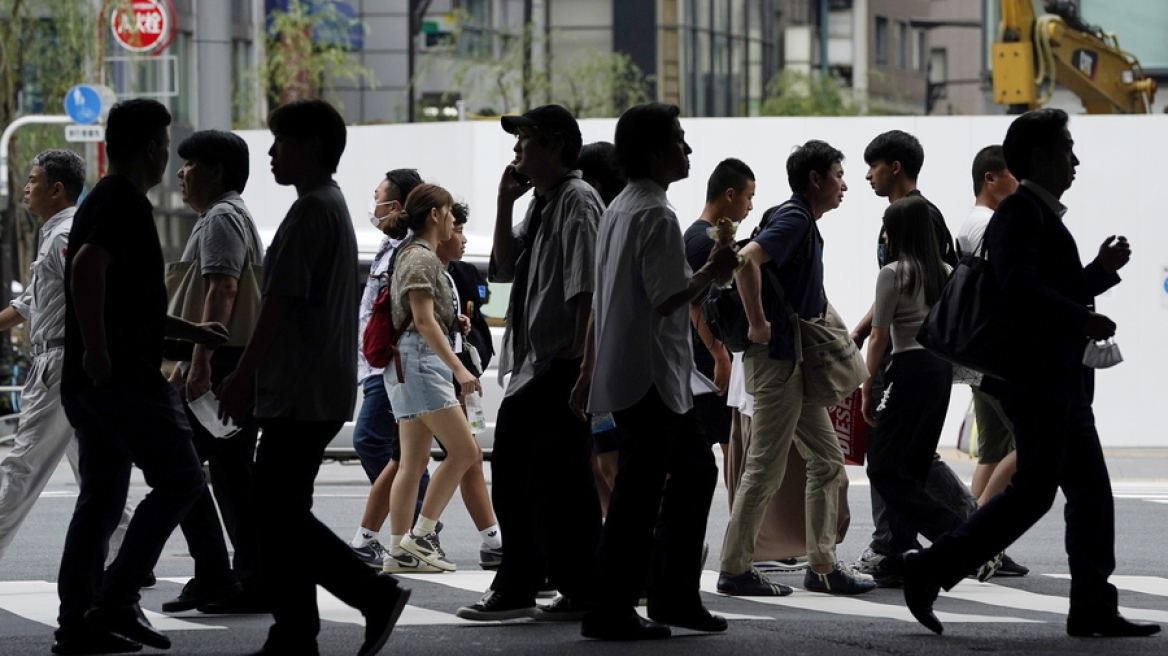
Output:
top-left (384, 331), bottom-right (461, 421)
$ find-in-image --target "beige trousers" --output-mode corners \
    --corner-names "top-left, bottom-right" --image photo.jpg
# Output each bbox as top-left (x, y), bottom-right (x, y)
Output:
top-left (720, 345), bottom-right (845, 574)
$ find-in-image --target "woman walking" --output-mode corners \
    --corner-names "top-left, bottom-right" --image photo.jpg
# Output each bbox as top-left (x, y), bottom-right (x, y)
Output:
top-left (383, 184), bottom-right (483, 572)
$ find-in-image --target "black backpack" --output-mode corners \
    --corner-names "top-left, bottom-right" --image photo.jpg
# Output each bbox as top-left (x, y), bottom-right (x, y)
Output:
top-left (701, 201), bottom-right (814, 352)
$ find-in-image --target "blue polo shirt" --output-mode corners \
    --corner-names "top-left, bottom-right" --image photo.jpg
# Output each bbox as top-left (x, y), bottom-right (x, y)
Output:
top-left (751, 193), bottom-right (825, 361)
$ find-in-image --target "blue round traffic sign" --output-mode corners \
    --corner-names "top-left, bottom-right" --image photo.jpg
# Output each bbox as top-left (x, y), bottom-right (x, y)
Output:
top-left (64, 85), bottom-right (102, 125)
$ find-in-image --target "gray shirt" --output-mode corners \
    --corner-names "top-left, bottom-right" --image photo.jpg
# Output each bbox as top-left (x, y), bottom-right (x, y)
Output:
top-left (178, 191), bottom-right (263, 279)
top-left (255, 182), bottom-right (357, 421)
top-left (588, 179), bottom-right (693, 416)
top-left (872, 261), bottom-right (952, 355)
top-left (12, 207), bottom-right (74, 347)
top-left (491, 172), bottom-right (601, 395)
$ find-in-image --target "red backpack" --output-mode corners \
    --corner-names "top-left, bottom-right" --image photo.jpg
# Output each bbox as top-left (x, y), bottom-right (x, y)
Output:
top-left (362, 245), bottom-right (417, 382)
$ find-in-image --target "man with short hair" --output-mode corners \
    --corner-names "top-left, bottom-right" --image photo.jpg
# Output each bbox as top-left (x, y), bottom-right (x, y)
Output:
top-left (892, 108), bottom-right (1158, 639)
top-left (0, 150), bottom-right (134, 564)
top-left (718, 140), bottom-right (875, 598)
top-left (456, 105), bottom-right (603, 622)
top-left (218, 99), bottom-right (410, 656)
top-left (162, 129), bottom-right (267, 614)
top-left (57, 99), bottom-right (228, 654)
top-left (957, 148), bottom-right (1028, 571)
top-left (852, 129), bottom-right (979, 582)
top-left (581, 102), bottom-right (737, 640)
top-left (684, 158), bottom-right (755, 454)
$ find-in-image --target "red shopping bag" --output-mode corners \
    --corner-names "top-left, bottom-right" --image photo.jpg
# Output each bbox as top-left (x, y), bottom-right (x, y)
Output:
top-left (829, 387), bottom-right (867, 466)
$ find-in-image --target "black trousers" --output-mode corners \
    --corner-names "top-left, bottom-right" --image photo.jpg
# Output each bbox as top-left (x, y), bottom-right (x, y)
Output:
top-left (254, 418), bottom-right (388, 650)
top-left (489, 358), bottom-right (601, 601)
top-left (921, 368), bottom-right (1118, 616)
top-left (57, 381), bottom-right (205, 634)
top-left (178, 348), bottom-right (260, 591)
top-left (867, 350), bottom-right (962, 552)
top-left (593, 386), bottom-right (717, 614)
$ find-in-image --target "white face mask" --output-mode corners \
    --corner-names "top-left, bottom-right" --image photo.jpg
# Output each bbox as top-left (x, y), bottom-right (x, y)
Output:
top-left (369, 200), bottom-right (394, 227)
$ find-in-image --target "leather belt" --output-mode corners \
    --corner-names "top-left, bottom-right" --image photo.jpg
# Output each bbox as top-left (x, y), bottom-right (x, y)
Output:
top-left (31, 337), bottom-right (66, 356)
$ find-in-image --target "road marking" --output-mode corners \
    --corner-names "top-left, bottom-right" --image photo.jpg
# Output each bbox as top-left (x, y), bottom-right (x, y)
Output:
top-left (0, 581), bottom-right (223, 631)
top-left (697, 571), bottom-right (1039, 624)
top-left (1045, 574), bottom-right (1168, 598)
top-left (943, 579), bottom-right (1168, 623)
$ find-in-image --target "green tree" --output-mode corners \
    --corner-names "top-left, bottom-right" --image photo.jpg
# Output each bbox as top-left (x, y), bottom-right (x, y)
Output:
top-left (264, 0), bottom-right (377, 110)
top-left (0, 0), bottom-right (95, 398)
top-left (421, 14), bottom-right (652, 120)
top-left (760, 69), bottom-right (863, 116)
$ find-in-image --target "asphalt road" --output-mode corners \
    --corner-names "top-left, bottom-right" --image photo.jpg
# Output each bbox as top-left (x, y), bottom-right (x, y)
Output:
top-left (1, 448), bottom-right (1166, 656)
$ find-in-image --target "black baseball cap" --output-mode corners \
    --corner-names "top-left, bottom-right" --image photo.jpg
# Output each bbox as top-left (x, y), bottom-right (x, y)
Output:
top-left (500, 104), bottom-right (582, 148)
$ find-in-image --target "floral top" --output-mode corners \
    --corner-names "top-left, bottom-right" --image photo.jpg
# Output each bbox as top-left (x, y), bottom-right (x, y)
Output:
top-left (391, 238), bottom-right (456, 334)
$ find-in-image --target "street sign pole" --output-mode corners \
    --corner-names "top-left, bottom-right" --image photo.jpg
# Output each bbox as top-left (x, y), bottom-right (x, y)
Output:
top-left (0, 115), bottom-right (74, 210)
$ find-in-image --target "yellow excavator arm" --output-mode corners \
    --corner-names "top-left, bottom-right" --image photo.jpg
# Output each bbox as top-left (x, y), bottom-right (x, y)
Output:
top-left (992, 0), bottom-right (1156, 113)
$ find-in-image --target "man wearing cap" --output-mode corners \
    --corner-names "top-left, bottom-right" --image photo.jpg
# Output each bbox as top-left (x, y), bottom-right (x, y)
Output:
top-left (456, 105), bottom-right (604, 621)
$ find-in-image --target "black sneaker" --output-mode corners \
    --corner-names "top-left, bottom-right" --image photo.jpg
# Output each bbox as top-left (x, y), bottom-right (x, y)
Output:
top-left (972, 552), bottom-right (1003, 582)
top-left (716, 568), bottom-right (792, 596)
top-left (531, 595), bottom-right (589, 621)
top-left (351, 539), bottom-right (390, 569)
top-left (455, 590), bottom-right (536, 621)
top-left (996, 553), bottom-right (1029, 577)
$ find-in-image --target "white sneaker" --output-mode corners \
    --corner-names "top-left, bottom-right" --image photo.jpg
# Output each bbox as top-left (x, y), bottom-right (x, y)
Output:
top-left (401, 533), bottom-right (457, 571)
top-left (853, 547), bottom-right (886, 575)
top-left (383, 551), bottom-right (443, 574)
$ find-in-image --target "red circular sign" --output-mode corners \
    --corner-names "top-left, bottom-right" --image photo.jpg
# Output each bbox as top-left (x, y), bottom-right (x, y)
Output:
top-left (109, 0), bottom-right (175, 54)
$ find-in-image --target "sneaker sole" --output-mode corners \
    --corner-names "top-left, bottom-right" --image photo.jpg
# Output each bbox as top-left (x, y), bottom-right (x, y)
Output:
top-left (455, 606), bottom-right (536, 621)
top-left (400, 540), bottom-right (457, 572)
top-left (383, 554), bottom-right (443, 574)
top-left (754, 561), bottom-right (809, 573)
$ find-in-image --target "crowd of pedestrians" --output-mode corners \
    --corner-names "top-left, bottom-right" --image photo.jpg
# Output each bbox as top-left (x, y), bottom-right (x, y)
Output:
top-left (0, 96), bottom-right (1158, 656)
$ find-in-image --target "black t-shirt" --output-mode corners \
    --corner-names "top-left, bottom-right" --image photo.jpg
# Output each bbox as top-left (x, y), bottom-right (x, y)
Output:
top-left (448, 260), bottom-right (494, 371)
top-left (876, 189), bottom-right (958, 268)
top-left (683, 219), bottom-right (717, 375)
top-left (63, 174), bottom-right (168, 393)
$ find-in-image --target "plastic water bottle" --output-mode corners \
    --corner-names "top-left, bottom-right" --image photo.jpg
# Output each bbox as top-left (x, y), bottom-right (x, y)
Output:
top-left (465, 391), bottom-right (487, 434)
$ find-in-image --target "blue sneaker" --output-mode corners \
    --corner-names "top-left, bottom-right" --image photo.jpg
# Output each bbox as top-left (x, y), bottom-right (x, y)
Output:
top-left (803, 562), bottom-right (877, 595)
top-left (716, 568), bottom-right (793, 596)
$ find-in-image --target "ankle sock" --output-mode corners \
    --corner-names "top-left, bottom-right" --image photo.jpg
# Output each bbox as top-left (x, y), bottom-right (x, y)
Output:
top-left (388, 534), bottom-right (405, 555)
top-left (351, 527), bottom-right (378, 548)
top-left (480, 525), bottom-right (502, 549)
top-left (412, 515), bottom-right (438, 538)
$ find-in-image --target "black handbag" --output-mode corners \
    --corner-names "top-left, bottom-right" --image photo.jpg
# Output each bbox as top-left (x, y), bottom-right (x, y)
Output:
top-left (700, 201), bottom-right (813, 353)
top-left (916, 247), bottom-right (1011, 380)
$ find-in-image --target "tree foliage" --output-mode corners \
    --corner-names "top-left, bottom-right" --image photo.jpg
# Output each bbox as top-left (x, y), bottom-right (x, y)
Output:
top-left (425, 14), bottom-right (653, 119)
top-left (760, 69), bottom-right (863, 117)
top-left (264, 0), bottom-right (377, 110)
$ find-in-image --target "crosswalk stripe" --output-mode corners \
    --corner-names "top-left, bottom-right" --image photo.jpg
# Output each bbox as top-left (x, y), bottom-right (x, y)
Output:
top-left (0, 581), bottom-right (223, 631)
top-left (697, 571), bottom-right (1040, 624)
top-left (942, 579), bottom-right (1168, 623)
top-left (1045, 574), bottom-right (1168, 598)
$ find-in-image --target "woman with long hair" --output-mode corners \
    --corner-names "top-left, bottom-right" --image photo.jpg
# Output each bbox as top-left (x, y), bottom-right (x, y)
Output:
top-left (861, 195), bottom-right (965, 571)
top-left (382, 183), bottom-right (482, 572)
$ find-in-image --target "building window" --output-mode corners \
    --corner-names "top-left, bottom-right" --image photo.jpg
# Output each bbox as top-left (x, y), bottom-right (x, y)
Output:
top-left (918, 30), bottom-right (928, 74)
top-left (875, 16), bottom-right (888, 65)
top-left (898, 20), bottom-right (908, 68)
top-left (929, 47), bottom-right (948, 98)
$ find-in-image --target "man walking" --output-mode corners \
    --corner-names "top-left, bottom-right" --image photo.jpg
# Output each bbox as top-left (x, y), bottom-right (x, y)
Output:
top-left (457, 105), bottom-right (603, 621)
top-left (717, 140), bottom-right (875, 597)
top-left (0, 150), bottom-right (135, 566)
top-left (581, 102), bottom-right (737, 640)
top-left (891, 108), bottom-right (1159, 639)
top-left (57, 99), bottom-right (227, 654)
